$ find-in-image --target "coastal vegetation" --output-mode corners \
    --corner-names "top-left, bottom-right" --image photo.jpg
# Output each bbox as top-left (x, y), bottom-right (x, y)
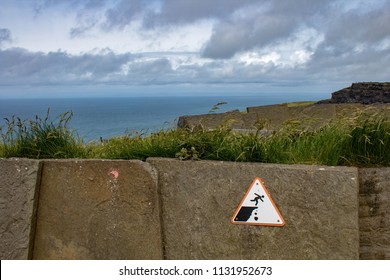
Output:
top-left (1, 107), bottom-right (390, 167)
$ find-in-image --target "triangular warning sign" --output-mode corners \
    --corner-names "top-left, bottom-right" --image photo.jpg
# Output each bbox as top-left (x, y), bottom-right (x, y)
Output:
top-left (231, 178), bottom-right (285, 226)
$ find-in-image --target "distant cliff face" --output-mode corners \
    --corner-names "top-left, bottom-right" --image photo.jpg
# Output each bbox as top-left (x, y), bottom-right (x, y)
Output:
top-left (328, 82), bottom-right (390, 104)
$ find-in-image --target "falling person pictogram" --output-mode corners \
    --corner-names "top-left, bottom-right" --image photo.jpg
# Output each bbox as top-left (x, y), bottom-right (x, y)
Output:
top-left (250, 193), bottom-right (264, 205)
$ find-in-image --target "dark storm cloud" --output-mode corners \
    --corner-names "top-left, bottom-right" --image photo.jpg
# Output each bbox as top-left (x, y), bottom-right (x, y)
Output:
top-left (59, 0), bottom-right (258, 33)
top-left (1, 1), bottom-right (389, 90)
top-left (34, 0), bottom-right (390, 60)
top-left (202, 0), bottom-right (330, 58)
top-left (0, 48), bottom-right (183, 86)
top-left (30, 0), bottom-right (390, 54)
top-left (93, 0), bottom-right (257, 30)
top-left (0, 48), bottom-right (133, 85)
top-left (320, 2), bottom-right (390, 50)
top-left (307, 46), bottom-right (390, 82)
top-left (306, 0), bottom-right (390, 81)
top-left (202, 0), bottom-right (390, 59)
top-left (0, 47), bottom-right (268, 86)
top-left (202, 14), bottom-right (294, 59)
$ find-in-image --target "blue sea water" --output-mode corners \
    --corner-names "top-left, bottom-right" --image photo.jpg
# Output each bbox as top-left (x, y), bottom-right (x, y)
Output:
top-left (0, 93), bottom-right (327, 142)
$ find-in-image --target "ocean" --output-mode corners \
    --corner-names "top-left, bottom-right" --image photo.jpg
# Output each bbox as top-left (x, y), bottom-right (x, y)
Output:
top-left (0, 93), bottom-right (327, 142)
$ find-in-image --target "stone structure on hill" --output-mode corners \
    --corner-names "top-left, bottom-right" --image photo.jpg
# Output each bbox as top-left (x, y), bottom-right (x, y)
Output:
top-left (321, 82), bottom-right (390, 104)
top-left (177, 82), bottom-right (390, 131)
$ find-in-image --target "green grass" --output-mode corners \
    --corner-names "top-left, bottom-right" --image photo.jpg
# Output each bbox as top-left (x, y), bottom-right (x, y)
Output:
top-left (1, 108), bottom-right (390, 167)
top-left (286, 101), bottom-right (316, 107)
top-left (0, 109), bottom-right (86, 159)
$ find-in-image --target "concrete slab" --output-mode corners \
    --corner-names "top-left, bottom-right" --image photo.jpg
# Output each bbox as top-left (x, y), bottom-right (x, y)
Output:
top-left (359, 168), bottom-right (390, 259)
top-left (0, 158), bottom-right (42, 260)
top-left (147, 158), bottom-right (359, 260)
top-left (33, 160), bottom-right (162, 260)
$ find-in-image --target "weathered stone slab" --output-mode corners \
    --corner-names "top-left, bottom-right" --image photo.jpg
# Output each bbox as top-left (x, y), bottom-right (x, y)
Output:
top-left (0, 158), bottom-right (42, 260)
top-left (33, 160), bottom-right (162, 260)
top-left (147, 158), bottom-right (359, 259)
top-left (177, 110), bottom-right (245, 129)
top-left (359, 168), bottom-right (390, 259)
top-left (178, 99), bottom-right (390, 132)
top-left (244, 103), bottom-right (336, 129)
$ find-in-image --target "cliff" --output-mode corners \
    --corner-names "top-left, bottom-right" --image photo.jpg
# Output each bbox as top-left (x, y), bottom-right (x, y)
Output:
top-left (323, 82), bottom-right (390, 104)
top-left (177, 82), bottom-right (390, 130)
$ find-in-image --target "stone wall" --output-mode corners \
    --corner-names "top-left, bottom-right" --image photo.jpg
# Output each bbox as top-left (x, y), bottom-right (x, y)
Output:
top-left (1, 157), bottom-right (389, 260)
top-left (147, 158), bottom-right (359, 260)
top-left (177, 102), bottom-right (389, 131)
top-left (177, 83), bottom-right (390, 131)
top-left (177, 104), bottom-right (338, 130)
top-left (33, 160), bottom-right (163, 260)
top-left (0, 158), bottom-right (42, 260)
top-left (177, 110), bottom-right (245, 129)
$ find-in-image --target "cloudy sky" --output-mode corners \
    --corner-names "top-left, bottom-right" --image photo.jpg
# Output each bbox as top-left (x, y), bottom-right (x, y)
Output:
top-left (0, 0), bottom-right (389, 98)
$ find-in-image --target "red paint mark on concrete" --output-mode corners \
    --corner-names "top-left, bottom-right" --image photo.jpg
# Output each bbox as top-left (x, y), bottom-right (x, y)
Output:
top-left (109, 169), bottom-right (119, 179)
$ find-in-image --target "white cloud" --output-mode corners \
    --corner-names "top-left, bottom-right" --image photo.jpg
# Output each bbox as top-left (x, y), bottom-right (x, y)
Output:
top-left (238, 52), bottom-right (280, 66)
top-left (0, 0), bottom-right (389, 96)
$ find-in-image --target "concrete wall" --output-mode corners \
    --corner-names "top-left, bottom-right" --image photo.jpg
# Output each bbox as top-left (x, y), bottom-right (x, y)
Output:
top-left (147, 158), bottom-right (359, 260)
top-left (0, 158), bottom-right (42, 260)
top-left (0, 157), bottom-right (389, 260)
top-left (33, 160), bottom-right (163, 260)
top-left (359, 168), bottom-right (390, 259)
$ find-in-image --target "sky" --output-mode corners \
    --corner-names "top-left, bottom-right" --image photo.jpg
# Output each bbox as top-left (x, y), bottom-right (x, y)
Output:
top-left (0, 0), bottom-right (389, 98)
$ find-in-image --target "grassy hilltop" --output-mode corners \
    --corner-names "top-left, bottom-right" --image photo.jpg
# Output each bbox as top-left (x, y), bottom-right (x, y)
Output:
top-left (1, 102), bottom-right (390, 167)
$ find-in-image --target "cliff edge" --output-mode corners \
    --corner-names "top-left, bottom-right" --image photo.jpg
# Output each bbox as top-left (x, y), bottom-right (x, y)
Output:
top-left (177, 82), bottom-right (390, 130)
top-left (319, 82), bottom-right (390, 104)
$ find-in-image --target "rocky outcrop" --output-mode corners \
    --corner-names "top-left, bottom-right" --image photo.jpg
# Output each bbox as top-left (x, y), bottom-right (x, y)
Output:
top-left (326, 82), bottom-right (390, 104)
